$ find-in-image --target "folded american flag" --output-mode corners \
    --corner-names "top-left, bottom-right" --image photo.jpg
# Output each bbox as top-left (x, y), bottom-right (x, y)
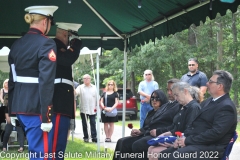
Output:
top-left (147, 136), bottom-right (177, 146)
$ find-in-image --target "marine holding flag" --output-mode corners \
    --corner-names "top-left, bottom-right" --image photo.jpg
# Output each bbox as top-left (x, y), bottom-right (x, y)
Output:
top-left (8, 5), bottom-right (58, 160)
top-left (49, 22), bottom-right (82, 159)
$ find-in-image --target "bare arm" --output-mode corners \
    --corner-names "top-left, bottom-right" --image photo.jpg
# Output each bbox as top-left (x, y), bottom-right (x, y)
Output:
top-left (0, 89), bottom-right (3, 103)
top-left (138, 91), bottom-right (150, 99)
top-left (100, 97), bottom-right (105, 109)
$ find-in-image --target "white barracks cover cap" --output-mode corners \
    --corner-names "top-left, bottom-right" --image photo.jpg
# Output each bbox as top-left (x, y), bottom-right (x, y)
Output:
top-left (56, 23), bottom-right (82, 32)
top-left (25, 6), bottom-right (58, 17)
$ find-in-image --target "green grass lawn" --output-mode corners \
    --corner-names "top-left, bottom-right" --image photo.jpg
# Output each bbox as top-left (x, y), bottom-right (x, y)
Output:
top-left (0, 138), bottom-right (114, 160)
top-left (1, 106), bottom-right (238, 160)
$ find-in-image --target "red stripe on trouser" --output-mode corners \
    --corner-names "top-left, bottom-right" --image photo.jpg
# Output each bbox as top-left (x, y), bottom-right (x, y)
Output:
top-left (43, 132), bottom-right (48, 160)
top-left (52, 114), bottom-right (61, 160)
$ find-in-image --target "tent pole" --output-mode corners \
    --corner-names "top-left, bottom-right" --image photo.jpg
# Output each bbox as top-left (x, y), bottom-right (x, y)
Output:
top-left (122, 39), bottom-right (127, 137)
top-left (96, 50), bottom-right (100, 151)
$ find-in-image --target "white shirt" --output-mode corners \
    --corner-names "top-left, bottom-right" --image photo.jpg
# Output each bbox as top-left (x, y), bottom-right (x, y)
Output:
top-left (75, 83), bottom-right (97, 115)
top-left (212, 94), bottom-right (225, 101)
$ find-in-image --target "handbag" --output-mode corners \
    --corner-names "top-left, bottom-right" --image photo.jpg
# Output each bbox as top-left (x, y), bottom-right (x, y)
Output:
top-left (104, 92), bottom-right (117, 117)
top-left (147, 136), bottom-right (177, 146)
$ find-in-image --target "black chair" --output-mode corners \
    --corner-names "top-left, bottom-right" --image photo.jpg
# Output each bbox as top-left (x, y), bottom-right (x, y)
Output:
top-left (221, 131), bottom-right (238, 160)
top-left (0, 106), bottom-right (5, 142)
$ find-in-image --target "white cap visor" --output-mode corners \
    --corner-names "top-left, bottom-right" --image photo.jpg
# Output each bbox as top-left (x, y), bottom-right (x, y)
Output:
top-left (25, 6), bottom-right (58, 17)
top-left (56, 22), bottom-right (82, 32)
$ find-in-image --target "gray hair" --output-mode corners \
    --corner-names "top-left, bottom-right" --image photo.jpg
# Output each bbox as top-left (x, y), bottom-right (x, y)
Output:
top-left (213, 70), bottom-right (233, 93)
top-left (171, 81), bottom-right (202, 102)
top-left (167, 78), bottom-right (180, 84)
top-left (83, 74), bottom-right (91, 79)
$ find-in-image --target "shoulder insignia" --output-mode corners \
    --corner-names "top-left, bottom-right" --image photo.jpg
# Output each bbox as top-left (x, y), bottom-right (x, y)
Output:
top-left (48, 49), bottom-right (56, 62)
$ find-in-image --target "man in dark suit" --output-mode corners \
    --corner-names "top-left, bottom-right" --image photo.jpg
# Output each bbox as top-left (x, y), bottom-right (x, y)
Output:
top-left (160, 70), bottom-right (237, 160)
top-left (113, 79), bottom-right (180, 160)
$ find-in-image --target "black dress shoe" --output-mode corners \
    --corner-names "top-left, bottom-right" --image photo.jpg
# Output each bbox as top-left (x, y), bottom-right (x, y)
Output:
top-left (92, 138), bottom-right (97, 143)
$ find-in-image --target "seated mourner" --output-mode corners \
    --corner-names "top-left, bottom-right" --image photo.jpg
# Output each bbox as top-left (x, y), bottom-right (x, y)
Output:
top-left (2, 94), bottom-right (25, 152)
top-left (159, 70), bottom-right (237, 160)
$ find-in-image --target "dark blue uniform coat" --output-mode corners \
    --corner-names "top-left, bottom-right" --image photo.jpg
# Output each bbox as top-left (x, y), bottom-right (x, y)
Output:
top-left (52, 38), bottom-right (79, 118)
top-left (8, 28), bottom-right (57, 123)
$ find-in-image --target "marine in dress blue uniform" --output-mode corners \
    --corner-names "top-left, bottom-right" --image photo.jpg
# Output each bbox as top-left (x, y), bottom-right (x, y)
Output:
top-left (8, 6), bottom-right (58, 160)
top-left (49, 23), bottom-right (82, 160)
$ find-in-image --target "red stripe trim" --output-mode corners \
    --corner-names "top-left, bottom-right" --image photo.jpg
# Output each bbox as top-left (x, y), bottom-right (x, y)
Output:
top-left (40, 115), bottom-right (48, 160)
top-left (43, 132), bottom-right (48, 160)
top-left (52, 114), bottom-right (61, 160)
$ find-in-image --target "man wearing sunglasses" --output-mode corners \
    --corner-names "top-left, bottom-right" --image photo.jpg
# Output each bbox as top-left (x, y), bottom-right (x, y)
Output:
top-left (181, 58), bottom-right (208, 96)
top-left (138, 70), bottom-right (159, 128)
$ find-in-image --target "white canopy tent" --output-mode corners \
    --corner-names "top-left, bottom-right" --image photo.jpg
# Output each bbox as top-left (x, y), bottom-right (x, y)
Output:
top-left (0, 46), bottom-right (10, 72)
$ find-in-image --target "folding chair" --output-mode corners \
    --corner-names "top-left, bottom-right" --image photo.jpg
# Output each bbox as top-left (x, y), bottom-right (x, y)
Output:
top-left (221, 131), bottom-right (238, 160)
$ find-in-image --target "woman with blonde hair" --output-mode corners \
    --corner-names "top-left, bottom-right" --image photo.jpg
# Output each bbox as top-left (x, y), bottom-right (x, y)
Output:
top-left (0, 79), bottom-right (8, 106)
top-left (0, 79), bottom-right (9, 141)
top-left (8, 6), bottom-right (58, 159)
top-left (100, 80), bottom-right (119, 142)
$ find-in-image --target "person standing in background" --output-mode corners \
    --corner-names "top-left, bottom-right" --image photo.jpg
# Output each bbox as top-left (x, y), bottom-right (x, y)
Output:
top-left (8, 6), bottom-right (58, 159)
top-left (50, 22), bottom-right (82, 159)
top-left (138, 70), bottom-right (159, 128)
top-left (0, 79), bottom-right (8, 126)
top-left (75, 74), bottom-right (98, 143)
top-left (100, 80), bottom-right (119, 142)
top-left (0, 79), bottom-right (8, 107)
top-left (181, 58), bottom-right (208, 96)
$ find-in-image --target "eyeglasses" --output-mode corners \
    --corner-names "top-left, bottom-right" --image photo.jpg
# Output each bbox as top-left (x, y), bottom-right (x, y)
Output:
top-left (145, 74), bottom-right (151, 76)
top-left (188, 64), bottom-right (195, 66)
top-left (208, 79), bottom-right (219, 84)
top-left (151, 97), bottom-right (161, 101)
top-left (83, 78), bottom-right (90, 80)
top-left (108, 84), bottom-right (114, 86)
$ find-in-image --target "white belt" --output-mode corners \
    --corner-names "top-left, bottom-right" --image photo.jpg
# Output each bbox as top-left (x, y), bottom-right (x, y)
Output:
top-left (54, 78), bottom-right (73, 86)
top-left (16, 76), bottom-right (38, 83)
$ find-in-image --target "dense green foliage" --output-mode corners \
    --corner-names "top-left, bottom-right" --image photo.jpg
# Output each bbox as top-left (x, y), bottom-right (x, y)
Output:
top-left (73, 8), bottom-right (240, 107)
top-left (0, 70), bottom-right (9, 87)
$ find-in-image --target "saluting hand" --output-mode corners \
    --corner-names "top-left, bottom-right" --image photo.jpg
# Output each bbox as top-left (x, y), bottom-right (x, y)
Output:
top-left (70, 38), bottom-right (82, 52)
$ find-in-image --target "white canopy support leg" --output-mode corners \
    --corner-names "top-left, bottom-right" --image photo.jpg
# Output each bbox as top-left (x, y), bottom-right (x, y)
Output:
top-left (79, 47), bottom-right (102, 151)
top-left (122, 38), bottom-right (127, 137)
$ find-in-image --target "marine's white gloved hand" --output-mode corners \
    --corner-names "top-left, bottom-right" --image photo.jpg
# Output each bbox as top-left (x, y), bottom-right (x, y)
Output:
top-left (10, 117), bottom-right (17, 126)
top-left (41, 122), bottom-right (53, 132)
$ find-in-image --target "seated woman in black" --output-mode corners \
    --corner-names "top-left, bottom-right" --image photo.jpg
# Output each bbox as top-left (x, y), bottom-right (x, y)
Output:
top-left (2, 94), bottom-right (25, 152)
top-left (113, 89), bottom-right (168, 160)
